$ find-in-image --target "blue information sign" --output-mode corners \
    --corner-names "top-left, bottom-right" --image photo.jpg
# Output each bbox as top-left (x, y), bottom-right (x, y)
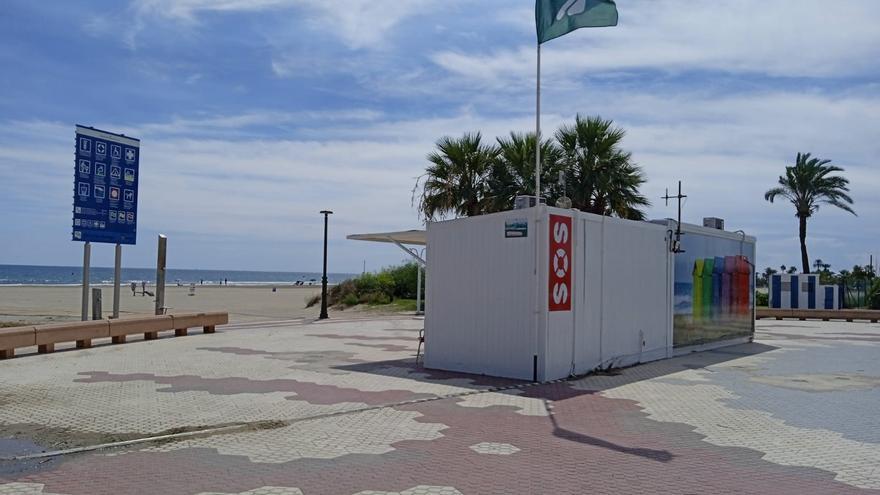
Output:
top-left (72, 125), bottom-right (140, 245)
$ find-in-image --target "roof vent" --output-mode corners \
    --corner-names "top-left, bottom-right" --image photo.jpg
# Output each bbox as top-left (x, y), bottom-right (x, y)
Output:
top-left (513, 195), bottom-right (546, 210)
top-left (703, 217), bottom-right (724, 230)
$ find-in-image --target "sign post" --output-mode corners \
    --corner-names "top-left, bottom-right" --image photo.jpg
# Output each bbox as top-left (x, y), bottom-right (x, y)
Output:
top-left (113, 243), bottom-right (122, 318)
top-left (73, 125), bottom-right (140, 319)
top-left (81, 242), bottom-right (91, 321)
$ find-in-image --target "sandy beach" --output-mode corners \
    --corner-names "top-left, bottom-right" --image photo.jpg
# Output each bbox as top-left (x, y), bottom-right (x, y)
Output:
top-left (0, 284), bottom-right (326, 324)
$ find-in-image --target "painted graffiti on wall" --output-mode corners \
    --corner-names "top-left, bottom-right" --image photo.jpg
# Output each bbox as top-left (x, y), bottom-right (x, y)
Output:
top-left (674, 233), bottom-right (755, 347)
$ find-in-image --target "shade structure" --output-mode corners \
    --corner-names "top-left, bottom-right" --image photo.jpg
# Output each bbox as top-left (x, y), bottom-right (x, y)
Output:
top-left (347, 230), bottom-right (427, 266)
top-left (347, 230), bottom-right (426, 246)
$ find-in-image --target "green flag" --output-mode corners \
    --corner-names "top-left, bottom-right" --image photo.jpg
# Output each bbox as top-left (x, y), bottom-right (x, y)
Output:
top-left (536, 0), bottom-right (618, 44)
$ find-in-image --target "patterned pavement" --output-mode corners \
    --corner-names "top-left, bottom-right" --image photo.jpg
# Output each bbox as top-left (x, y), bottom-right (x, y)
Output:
top-left (0, 316), bottom-right (878, 494)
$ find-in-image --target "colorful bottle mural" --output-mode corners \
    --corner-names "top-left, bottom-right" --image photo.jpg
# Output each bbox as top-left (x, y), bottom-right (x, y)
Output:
top-left (735, 255), bottom-right (751, 315)
top-left (692, 259), bottom-right (705, 321)
top-left (702, 257), bottom-right (714, 319)
top-left (691, 255), bottom-right (753, 321)
top-left (722, 256), bottom-right (736, 317)
top-left (673, 229), bottom-right (756, 349)
top-left (712, 257), bottom-right (724, 319)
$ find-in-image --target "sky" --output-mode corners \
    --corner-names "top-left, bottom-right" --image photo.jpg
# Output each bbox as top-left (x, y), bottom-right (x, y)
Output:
top-left (0, 0), bottom-right (878, 274)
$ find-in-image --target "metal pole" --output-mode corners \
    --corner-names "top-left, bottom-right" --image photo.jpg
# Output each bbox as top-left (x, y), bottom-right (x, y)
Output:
top-left (319, 210), bottom-right (333, 319)
top-left (81, 242), bottom-right (91, 321)
top-left (676, 181), bottom-right (684, 248)
top-left (533, 43), bottom-right (543, 382)
top-left (155, 235), bottom-right (167, 315)
top-left (112, 243), bottom-right (122, 318)
top-left (535, 42), bottom-right (542, 201)
top-left (416, 258), bottom-right (423, 316)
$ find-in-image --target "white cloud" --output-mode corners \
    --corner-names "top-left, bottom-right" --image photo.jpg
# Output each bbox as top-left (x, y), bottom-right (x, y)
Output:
top-left (3, 82), bottom-right (877, 271)
top-left (297, 0), bottom-right (442, 50)
top-left (130, 0), bottom-right (297, 22)
top-left (10, 1), bottom-right (879, 272)
top-left (433, 0), bottom-right (880, 85)
top-left (128, 109), bottom-right (384, 138)
top-left (129, 0), bottom-right (446, 49)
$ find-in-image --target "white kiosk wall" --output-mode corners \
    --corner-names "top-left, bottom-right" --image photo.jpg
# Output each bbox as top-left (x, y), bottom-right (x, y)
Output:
top-left (425, 207), bottom-right (673, 381)
top-left (424, 208), bottom-right (540, 379)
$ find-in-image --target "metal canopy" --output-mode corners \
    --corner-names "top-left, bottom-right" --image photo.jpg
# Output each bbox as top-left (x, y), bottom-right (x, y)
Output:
top-left (347, 230), bottom-right (426, 246)
top-left (347, 230), bottom-right (427, 265)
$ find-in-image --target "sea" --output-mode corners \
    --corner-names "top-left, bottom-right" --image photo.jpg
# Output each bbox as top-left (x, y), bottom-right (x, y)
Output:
top-left (0, 264), bottom-right (356, 286)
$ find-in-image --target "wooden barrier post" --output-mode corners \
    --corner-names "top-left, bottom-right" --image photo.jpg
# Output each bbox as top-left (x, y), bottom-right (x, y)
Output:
top-left (91, 288), bottom-right (102, 320)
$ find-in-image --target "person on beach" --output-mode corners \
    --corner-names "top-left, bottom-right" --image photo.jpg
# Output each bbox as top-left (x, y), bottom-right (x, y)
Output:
top-left (130, 282), bottom-right (136, 296)
top-left (224, 278), bottom-right (227, 286)
top-left (141, 281), bottom-right (146, 296)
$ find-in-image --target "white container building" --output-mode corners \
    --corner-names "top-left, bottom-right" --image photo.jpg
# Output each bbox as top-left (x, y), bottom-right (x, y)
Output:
top-left (423, 207), bottom-right (756, 381)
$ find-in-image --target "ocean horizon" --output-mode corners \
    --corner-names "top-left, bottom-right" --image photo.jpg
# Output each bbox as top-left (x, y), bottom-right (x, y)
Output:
top-left (0, 264), bottom-right (357, 286)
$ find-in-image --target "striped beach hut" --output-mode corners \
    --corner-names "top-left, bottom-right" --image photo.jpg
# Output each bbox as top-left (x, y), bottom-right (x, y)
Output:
top-left (769, 273), bottom-right (840, 310)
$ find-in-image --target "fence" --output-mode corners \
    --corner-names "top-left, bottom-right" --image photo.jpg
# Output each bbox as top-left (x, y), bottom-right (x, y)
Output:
top-left (840, 277), bottom-right (877, 309)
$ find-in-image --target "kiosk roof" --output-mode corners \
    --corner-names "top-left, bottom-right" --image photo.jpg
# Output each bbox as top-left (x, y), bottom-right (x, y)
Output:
top-left (347, 230), bottom-right (426, 246)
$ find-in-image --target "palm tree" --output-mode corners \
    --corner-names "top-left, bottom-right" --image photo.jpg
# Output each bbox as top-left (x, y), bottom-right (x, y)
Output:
top-left (765, 153), bottom-right (855, 273)
top-left (852, 264), bottom-right (867, 280)
top-left (485, 132), bottom-right (562, 212)
top-left (414, 132), bottom-right (498, 221)
top-left (761, 267), bottom-right (778, 288)
top-left (556, 115), bottom-right (649, 220)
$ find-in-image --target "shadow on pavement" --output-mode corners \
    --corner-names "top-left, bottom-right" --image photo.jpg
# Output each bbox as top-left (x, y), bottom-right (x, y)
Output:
top-left (336, 342), bottom-right (779, 394)
top-left (543, 399), bottom-right (675, 462)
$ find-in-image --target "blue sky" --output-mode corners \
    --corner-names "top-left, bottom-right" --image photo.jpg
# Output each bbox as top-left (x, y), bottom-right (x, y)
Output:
top-left (1, 0), bottom-right (878, 274)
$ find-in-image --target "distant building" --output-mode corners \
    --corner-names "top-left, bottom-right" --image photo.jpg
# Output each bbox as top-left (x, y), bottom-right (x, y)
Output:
top-left (769, 273), bottom-right (840, 310)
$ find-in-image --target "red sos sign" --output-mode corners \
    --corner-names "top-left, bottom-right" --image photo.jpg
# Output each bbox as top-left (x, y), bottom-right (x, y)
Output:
top-left (548, 214), bottom-right (572, 312)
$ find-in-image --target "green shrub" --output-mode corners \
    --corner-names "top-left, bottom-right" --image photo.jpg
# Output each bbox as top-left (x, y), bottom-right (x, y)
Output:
top-left (386, 263), bottom-right (420, 299)
top-left (304, 263), bottom-right (424, 309)
top-left (755, 291), bottom-right (769, 307)
top-left (360, 292), bottom-right (392, 305)
top-left (305, 293), bottom-right (320, 307)
top-left (306, 279), bottom-right (358, 308)
top-left (868, 279), bottom-right (880, 310)
top-left (353, 273), bottom-right (379, 294)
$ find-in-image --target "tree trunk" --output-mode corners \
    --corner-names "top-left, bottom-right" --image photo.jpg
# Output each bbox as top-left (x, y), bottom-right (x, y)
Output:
top-left (799, 215), bottom-right (810, 274)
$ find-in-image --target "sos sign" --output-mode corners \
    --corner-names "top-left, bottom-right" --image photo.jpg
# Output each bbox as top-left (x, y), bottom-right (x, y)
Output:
top-left (548, 214), bottom-right (572, 311)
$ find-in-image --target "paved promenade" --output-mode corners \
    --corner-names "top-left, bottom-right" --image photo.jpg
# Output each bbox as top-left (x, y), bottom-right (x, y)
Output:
top-left (0, 317), bottom-right (878, 494)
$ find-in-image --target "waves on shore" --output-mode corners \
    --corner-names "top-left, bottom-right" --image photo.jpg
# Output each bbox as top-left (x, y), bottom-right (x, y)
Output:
top-left (0, 264), bottom-right (355, 286)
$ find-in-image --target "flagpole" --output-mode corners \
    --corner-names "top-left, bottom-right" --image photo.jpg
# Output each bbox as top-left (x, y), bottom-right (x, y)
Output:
top-left (533, 40), bottom-right (542, 382)
top-left (535, 42), bottom-right (542, 200)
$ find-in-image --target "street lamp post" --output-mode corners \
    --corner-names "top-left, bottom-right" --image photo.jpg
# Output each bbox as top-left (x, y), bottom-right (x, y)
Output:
top-left (319, 210), bottom-right (333, 319)
top-left (411, 247), bottom-right (426, 316)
